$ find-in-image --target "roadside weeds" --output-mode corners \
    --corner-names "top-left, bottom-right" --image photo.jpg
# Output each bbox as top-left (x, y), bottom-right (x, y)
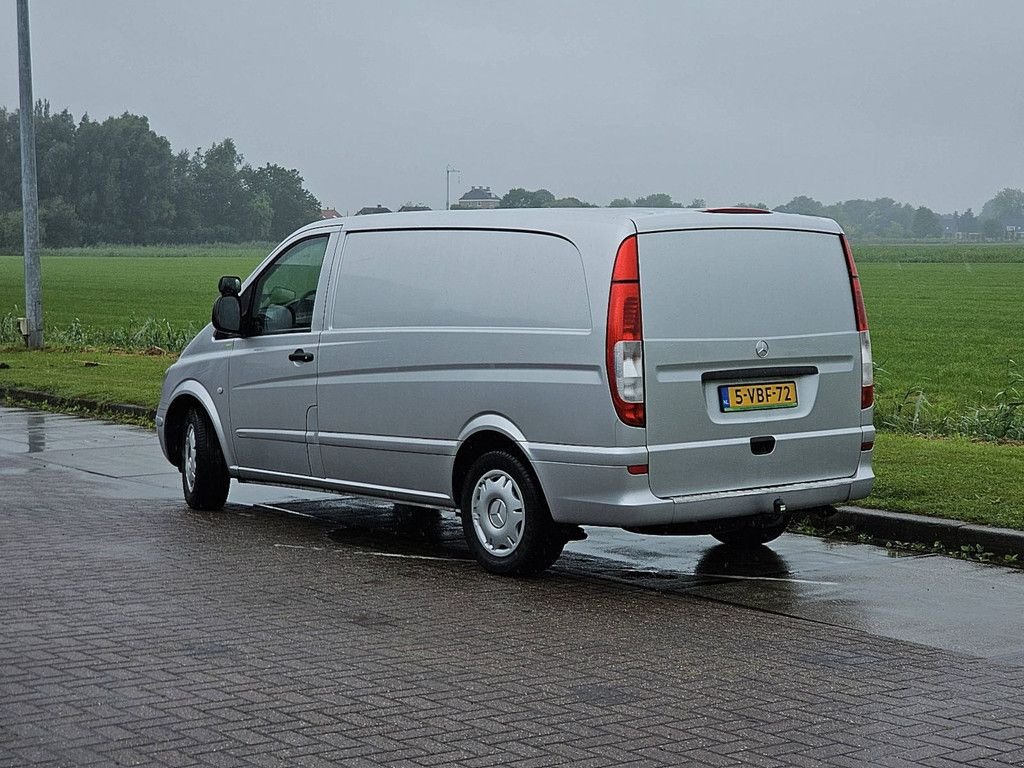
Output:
top-left (792, 508), bottom-right (1023, 569)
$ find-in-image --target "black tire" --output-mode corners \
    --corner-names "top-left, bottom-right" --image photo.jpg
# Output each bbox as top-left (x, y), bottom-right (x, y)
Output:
top-left (712, 517), bottom-right (789, 547)
top-left (460, 450), bottom-right (562, 576)
top-left (180, 407), bottom-right (230, 511)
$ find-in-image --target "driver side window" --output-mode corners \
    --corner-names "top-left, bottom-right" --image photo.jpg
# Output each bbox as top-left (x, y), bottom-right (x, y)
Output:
top-left (248, 235), bottom-right (330, 336)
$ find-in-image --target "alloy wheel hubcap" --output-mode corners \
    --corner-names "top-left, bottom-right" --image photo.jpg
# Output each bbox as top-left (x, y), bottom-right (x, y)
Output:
top-left (471, 470), bottom-right (525, 558)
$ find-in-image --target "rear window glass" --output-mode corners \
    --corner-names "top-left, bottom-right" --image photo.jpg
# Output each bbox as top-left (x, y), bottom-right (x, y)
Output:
top-left (638, 229), bottom-right (855, 338)
top-left (332, 229), bottom-right (591, 330)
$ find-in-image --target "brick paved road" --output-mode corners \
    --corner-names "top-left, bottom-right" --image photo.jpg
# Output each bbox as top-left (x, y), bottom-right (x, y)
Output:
top-left (3, 430), bottom-right (1024, 766)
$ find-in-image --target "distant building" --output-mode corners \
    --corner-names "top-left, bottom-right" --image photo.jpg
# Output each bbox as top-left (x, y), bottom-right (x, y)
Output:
top-left (319, 208), bottom-right (343, 219)
top-left (398, 204), bottom-right (432, 213)
top-left (355, 205), bottom-right (392, 216)
top-left (453, 186), bottom-right (500, 210)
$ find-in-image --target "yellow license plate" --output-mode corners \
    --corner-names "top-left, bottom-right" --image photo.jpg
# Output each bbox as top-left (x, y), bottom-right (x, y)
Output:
top-left (718, 381), bottom-right (797, 412)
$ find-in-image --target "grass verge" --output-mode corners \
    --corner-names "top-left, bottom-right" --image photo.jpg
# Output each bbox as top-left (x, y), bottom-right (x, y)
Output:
top-left (859, 432), bottom-right (1024, 530)
top-left (0, 346), bottom-right (169, 408)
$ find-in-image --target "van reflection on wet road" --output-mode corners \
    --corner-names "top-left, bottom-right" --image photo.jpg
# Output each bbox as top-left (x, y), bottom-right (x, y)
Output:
top-left (27, 412), bottom-right (45, 454)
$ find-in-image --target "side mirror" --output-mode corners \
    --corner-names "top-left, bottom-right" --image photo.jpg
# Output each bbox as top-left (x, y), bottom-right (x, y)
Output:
top-left (212, 295), bottom-right (242, 335)
top-left (218, 275), bottom-right (242, 297)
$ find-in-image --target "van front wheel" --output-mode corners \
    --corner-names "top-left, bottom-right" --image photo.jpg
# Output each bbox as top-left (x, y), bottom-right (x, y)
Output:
top-left (181, 407), bottom-right (230, 511)
top-left (460, 451), bottom-right (562, 576)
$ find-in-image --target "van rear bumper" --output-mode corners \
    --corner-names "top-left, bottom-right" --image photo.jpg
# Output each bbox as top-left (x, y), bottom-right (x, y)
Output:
top-left (536, 457), bottom-right (874, 529)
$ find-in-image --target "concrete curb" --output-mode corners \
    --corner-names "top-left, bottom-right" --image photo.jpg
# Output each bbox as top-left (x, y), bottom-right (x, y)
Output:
top-left (821, 505), bottom-right (1024, 558)
top-left (0, 387), bottom-right (156, 421)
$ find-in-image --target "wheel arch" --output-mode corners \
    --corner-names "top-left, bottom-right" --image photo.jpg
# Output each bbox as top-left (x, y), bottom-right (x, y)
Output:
top-left (451, 416), bottom-right (542, 510)
top-left (164, 382), bottom-right (233, 471)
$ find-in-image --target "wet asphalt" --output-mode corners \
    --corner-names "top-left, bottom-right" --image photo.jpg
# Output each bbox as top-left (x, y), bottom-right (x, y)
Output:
top-left (2, 405), bottom-right (1022, 668)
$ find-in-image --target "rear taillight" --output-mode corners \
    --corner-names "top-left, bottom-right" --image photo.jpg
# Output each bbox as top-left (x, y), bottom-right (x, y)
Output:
top-left (859, 331), bottom-right (874, 409)
top-left (607, 235), bottom-right (645, 427)
top-left (841, 235), bottom-right (874, 409)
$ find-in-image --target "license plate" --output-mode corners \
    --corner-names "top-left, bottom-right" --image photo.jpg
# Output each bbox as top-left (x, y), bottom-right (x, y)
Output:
top-left (718, 381), bottom-right (798, 412)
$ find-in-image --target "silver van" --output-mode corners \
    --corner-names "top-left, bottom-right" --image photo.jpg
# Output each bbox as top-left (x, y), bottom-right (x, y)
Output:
top-left (157, 208), bottom-right (874, 575)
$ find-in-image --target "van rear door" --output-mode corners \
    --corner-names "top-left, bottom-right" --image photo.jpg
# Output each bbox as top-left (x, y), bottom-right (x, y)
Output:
top-left (638, 228), bottom-right (862, 498)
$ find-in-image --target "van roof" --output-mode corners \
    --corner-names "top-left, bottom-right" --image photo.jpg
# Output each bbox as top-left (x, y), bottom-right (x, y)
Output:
top-left (292, 207), bottom-right (844, 237)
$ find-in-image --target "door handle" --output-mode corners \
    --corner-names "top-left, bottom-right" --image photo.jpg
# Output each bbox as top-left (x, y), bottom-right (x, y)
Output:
top-left (288, 349), bottom-right (314, 363)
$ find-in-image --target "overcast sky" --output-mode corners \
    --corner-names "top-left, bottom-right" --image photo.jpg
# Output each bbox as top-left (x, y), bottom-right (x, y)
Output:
top-left (2, 1), bottom-right (1022, 214)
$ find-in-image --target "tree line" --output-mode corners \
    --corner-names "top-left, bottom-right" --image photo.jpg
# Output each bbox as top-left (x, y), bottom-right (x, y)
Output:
top-left (497, 189), bottom-right (712, 210)
top-left (774, 193), bottom-right (1024, 240)
top-left (0, 102), bottom-right (321, 250)
top-left (498, 188), bottom-right (1024, 240)
top-left (3, 102), bottom-right (1022, 248)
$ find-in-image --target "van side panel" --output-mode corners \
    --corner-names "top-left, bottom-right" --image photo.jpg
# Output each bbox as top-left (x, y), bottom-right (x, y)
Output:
top-left (315, 228), bottom-right (605, 501)
top-left (639, 228), bottom-right (863, 500)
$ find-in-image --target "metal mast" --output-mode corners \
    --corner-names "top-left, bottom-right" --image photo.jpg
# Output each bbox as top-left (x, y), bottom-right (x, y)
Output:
top-left (17, 0), bottom-right (43, 348)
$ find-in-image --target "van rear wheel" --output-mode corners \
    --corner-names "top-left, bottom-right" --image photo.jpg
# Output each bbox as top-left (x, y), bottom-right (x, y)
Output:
top-left (460, 450), bottom-right (563, 576)
top-left (181, 407), bottom-right (230, 511)
top-left (712, 517), bottom-right (789, 547)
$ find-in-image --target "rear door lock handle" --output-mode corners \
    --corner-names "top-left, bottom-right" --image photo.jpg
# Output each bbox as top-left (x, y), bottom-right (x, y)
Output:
top-left (288, 349), bottom-right (314, 363)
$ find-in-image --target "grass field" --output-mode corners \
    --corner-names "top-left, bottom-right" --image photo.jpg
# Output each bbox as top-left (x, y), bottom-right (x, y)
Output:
top-left (0, 248), bottom-right (266, 334)
top-left (856, 242), bottom-right (1024, 441)
top-left (853, 242), bottom-right (1024, 263)
top-left (862, 262), bottom-right (1024, 437)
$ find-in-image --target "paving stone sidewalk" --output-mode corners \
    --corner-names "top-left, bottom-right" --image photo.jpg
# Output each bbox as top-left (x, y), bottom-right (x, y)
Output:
top-left (2, 451), bottom-right (1024, 767)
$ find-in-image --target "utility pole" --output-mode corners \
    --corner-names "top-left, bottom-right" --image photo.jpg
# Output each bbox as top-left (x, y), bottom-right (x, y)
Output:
top-left (17, 0), bottom-right (43, 348)
top-left (445, 165), bottom-right (459, 210)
